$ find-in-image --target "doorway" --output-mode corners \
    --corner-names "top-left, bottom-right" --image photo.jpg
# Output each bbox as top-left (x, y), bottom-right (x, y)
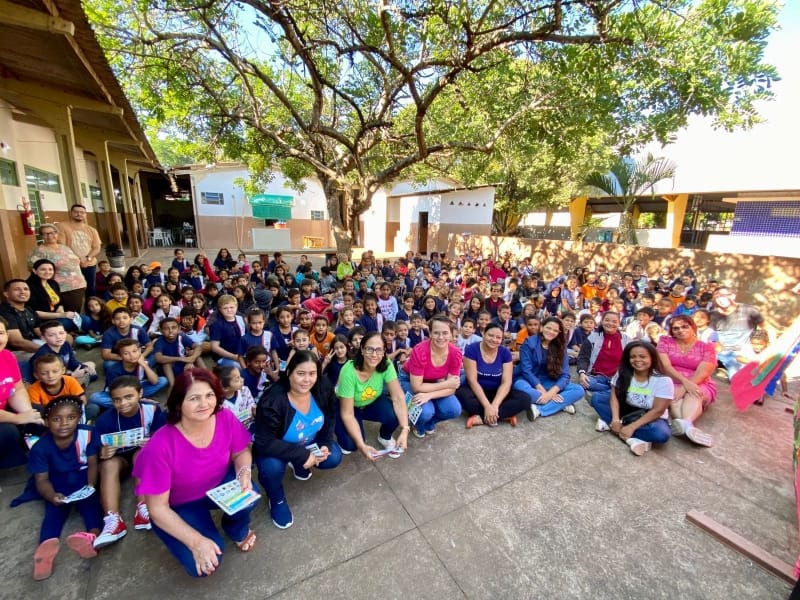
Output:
top-left (418, 211), bottom-right (428, 255)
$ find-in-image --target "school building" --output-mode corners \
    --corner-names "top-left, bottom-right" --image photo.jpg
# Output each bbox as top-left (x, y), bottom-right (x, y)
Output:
top-left (0, 0), bottom-right (162, 285)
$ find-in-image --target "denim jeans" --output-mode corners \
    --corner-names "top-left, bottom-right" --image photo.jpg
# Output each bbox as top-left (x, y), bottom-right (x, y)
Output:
top-left (255, 440), bottom-right (342, 503)
top-left (82, 265), bottom-right (97, 299)
top-left (591, 393), bottom-right (671, 444)
top-left (397, 370), bottom-right (461, 433)
top-left (585, 374), bottom-right (613, 414)
top-left (0, 423), bottom-right (29, 470)
top-left (716, 350), bottom-right (740, 379)
top-left (151, 468), bottom-right (260, 577)
top-left (512, 378), bottom-right (586, 417)
top-left (336, 396), bottom-right (399, 451)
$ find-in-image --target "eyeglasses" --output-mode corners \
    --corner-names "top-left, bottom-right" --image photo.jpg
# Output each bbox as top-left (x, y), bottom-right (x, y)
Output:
top-left (362, 347), bottom-right (384, 356)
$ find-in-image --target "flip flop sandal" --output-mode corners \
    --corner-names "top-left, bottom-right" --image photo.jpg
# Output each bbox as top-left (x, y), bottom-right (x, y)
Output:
top-left (66, 532), bottom-right (98, 559)
top-left (236, 529), bottom-right (256, 553)
top-left (686, 427), bottom-right (714, 448)
top-left (33, 538), bottom-right (60, 581)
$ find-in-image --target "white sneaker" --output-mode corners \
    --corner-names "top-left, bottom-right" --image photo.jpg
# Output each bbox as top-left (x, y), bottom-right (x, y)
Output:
top-left (563, 405), bottom-right (576, 415)
top-left (670, 418), bottom-right (689, 436)
top-left (377, 436), bottom-right (396, 450)
top-left (595, 418), bottom-right (610, 432)
top-left (626, 437), bottom-right (652, 456)
top-left (526, 404), bottom-right (541, 421)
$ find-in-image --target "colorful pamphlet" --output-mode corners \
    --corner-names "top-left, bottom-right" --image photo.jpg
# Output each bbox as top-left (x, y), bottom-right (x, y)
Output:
top-left (100, 427), bottom-right (145, 448)
top-left (62, 485), bottom-right (95, 504)
top-left (206, 480), bottom-right (261, 516)
top-left (406, 391), bottom-right (422, 425)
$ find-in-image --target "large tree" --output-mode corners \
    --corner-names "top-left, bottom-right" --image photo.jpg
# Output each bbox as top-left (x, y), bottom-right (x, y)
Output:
top-left (86, 0), bottom-right (778, 254)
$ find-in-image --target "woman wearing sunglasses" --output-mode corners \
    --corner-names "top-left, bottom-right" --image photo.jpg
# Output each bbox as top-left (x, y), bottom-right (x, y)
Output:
top-left (656, 314), bottom-right (716, 447)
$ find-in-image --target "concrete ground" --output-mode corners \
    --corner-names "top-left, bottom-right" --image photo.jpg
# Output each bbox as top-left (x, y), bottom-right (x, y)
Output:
top-left (2, 247), bottom-right (797, 599)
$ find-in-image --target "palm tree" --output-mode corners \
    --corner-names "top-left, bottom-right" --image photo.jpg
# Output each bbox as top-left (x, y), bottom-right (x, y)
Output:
top-left (584, 153), bottom-right (677, 245)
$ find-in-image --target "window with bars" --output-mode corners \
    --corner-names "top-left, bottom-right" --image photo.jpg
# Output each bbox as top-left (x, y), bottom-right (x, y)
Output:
top-left (200, 191), bottom-right (224, 205)
top-left (0, 158), bottom-right (18, 185)
top-left (310, 210), bottom-right (325, 220)
top-left (24, 166), bottom-right (61, 193)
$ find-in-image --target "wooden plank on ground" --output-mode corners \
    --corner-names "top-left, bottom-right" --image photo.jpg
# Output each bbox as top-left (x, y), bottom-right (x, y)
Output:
top-left (685, 510), bottom-right (796, 584)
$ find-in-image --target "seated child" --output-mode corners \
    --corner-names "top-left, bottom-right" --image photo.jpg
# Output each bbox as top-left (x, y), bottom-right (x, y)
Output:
top-left (215, 365), bottom-right (256, 429)
top-left (92, 376), bottom-right (166, 549)
top-left (100, 307), bottom-right (152, 371)
top-left (456, 318), bottom-right (482, 354)
top-left (322, 334), bottom-right (349, 387)
top-left (31, 320), bottom-right (96, 387)
top-left (147, 294), bottom-right (181, 337)
top-left (737, 330), bottom-right (790, 404)
top-left (208, 294), bottom-right (246, 368)
top-left (238, 308), bottom-right (278, 382)
top-left (105, 283), bottom-right (129, 313)
top-left (311, 315), bottom-right (336, 359)
top-left (90, 339), bottom-right (168, 408)
top-left (28, 354), bottom-right (98, 422)
top-left (241, 345), bottom-right (271, 400)
top-left (286, 327), bottom-right (319, 364)
top-left (29, 396), bottom-right (103, 580)
top-left (408, 313), bottom-right (428, 347)
top-left (153, 317), bottom-right (205, 389)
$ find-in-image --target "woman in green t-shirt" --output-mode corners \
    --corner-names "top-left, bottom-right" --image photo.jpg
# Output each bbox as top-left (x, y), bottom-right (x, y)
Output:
top-left (335, 332), bottom-right (409, 460)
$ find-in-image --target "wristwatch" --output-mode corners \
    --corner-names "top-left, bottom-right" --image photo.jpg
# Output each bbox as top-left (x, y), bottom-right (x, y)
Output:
top-left (578, 370), bottom-right (586, 375)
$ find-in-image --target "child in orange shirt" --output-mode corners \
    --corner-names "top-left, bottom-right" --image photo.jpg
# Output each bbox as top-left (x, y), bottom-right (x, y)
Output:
top-left (28, 354), bottom-right (98, 421)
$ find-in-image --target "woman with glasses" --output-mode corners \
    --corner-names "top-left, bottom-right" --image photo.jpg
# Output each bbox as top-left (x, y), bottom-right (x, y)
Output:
top-left (27, 224), bottom-right (86, 313)
top-left (400, 317), bottom-right (463, 437)
top-left (336, 331), bottom-right (409, 459)
top-left (656, 315), bottom-right (716, 447)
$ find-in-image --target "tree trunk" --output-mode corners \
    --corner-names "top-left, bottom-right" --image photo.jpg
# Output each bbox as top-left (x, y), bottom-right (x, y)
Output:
top-left (616, 211), bottom-right (638, 245)
top-left (322, 177), bottom-right (353, 257)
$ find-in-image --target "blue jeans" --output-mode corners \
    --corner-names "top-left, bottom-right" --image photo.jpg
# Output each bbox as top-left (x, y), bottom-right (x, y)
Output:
top-left (585, 374), bottom-right (613, 413)
top-left (513, 378), bottom-right (586, 417)
top-left (716, 350), bottom-right (740, 379)
top-left (89, 377), bottom-right (168, 408)
top-left (82, 265), bottom-right (97, 299)
top-left (255, 440), bottom-right (342, 504)
top-left (151, 468), bottom-right (260, 577)
top-left (591, 393), bottom-right (671, 444)
top-left (397, 371), bottom-right (461, 433)
top-left (336, 396), bottom-right (399, 451)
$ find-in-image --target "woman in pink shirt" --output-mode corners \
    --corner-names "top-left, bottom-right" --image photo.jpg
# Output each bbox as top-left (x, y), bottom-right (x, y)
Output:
top-left (133, 369), bottom-right (258, 576)
top-left (400, 317), bottom-right (463, 437)
top-left (0, 316), bottom-right (44, 468)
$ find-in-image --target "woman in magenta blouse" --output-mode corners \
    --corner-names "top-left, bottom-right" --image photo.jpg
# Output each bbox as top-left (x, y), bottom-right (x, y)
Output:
top-left (400, 317), bottom-right (463, 437)
top-left (656, 314), bottom-right (716, 447)
top-left (133, 369), bottom-right (259, 576)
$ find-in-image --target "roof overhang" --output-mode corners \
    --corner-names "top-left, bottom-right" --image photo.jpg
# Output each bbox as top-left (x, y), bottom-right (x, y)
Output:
top-left (0, 0), bottom-right (160, 169)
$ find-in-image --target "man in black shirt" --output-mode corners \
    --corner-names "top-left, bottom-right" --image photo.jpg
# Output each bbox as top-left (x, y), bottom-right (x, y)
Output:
top-left (0, 279), bottom-right (42, 353)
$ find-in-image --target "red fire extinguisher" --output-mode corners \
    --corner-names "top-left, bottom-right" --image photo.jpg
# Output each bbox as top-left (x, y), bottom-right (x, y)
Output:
top-left (18, 199), bottom-right (35, 235)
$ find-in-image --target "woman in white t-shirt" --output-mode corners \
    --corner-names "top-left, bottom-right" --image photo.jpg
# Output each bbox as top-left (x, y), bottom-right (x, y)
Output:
top-left (606, 341), bottom-right (673, 456)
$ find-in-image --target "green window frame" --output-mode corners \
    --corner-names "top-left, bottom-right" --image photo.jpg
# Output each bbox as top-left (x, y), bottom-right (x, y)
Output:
top-left (24, 165), bottom-right (62, 193)
top-left (0, 158), bottom-right (18, 186)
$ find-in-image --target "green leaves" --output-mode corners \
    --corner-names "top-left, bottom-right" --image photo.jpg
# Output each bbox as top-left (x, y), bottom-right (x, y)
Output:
top-left (84, 0), bottom-right (779, 252)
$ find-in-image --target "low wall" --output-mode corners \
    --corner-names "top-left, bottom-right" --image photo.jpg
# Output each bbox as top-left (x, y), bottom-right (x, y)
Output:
top-left (444, 234), bottom-right (800, 330)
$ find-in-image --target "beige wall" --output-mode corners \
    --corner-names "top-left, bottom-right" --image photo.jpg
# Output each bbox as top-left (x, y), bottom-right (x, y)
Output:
top-left (444, 234), bottom-right (800, 329)
top-left (196, 216), bottom-right (335, 251)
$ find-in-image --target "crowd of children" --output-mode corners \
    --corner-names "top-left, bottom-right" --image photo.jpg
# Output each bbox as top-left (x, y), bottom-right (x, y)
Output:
top-left (7, 246), bottom-right (791, 580)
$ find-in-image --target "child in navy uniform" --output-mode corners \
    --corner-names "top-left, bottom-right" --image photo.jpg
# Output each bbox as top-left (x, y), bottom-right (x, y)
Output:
top-left (92, 377), bottom-right (166, 549)
top-left (209, 294), bottom-right (246, 368)
top-left (31, 320), bottom-right (97, 387)
top-left (90, 339), bottom-right (168, 408)
top-left (101, 307), bottom-right (151, 370)
top-left (29, 396), bottom-right (103, 580)
top-left (153, 317), bottom-right (205, 390)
